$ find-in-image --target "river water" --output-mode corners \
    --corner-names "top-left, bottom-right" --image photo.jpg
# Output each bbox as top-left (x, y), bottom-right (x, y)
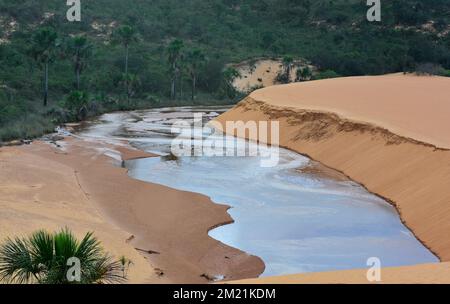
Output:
top-left (78, 106), bottom-right (438, 277)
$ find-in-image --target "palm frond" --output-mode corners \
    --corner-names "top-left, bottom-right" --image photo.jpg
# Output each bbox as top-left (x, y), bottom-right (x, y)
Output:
top-left (0, 229), bottom-right (129, 284)
top-left (54, 228), bottom-right (78, 260)
top-left (28, 230), bottom-right (54, 269)
top-left (75, 232), bottom-right (103, 263)
top-left (81, 255), bottom-right (126, 284)
top-left (0, 237), bottom-right (40, 284)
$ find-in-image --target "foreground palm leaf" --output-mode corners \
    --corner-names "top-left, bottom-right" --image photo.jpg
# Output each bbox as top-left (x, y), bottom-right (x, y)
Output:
top-left (0, 229), bottom-right (126, 284)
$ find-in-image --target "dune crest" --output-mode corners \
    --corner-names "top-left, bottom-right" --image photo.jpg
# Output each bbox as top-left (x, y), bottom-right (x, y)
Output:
top-left (251, 74), bottom-right (450, 149)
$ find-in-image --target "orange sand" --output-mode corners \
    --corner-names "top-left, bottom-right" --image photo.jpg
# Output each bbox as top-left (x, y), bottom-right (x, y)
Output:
top-left (233, 262), bottom-right (450, 284)
top-left (0, 138), bottom-right (264, 283)
top-left (251, 74), bottom-right (450, 149)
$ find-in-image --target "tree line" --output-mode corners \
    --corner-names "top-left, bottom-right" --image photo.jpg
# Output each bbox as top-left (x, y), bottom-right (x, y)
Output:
top-left (0, 0), bottom-right (449, 142)
top-left (28, 25), bottom-right (234, 119)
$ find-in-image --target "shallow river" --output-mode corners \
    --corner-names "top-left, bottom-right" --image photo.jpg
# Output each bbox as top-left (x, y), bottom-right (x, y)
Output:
top-left (79, 106), bottom-right (438, 277)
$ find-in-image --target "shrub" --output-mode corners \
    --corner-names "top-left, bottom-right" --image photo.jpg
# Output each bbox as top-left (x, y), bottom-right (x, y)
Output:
top-left (0, 228), bottom-right (127, 284)
top-left (313, 70), bottom-right (341, 80)
top-left (62, 91), bottom-right (90, 121)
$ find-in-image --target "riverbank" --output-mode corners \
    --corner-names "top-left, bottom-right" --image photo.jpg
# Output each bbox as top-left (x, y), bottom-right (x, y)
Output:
top-left (232, 262), bottom-right (450, 284)
top-left (0, 136), bottom-right (264, 283)
top-left (216, 74), bottom-right (450, 283)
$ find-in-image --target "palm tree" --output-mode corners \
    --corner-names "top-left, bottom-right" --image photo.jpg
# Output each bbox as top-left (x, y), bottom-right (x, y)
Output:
top-left (115, 25), bottom-right (139, 103)
top-left (296, 66), bottom-right (312, 82)
top-left (30, 27), bottom-right (59, 106)
top-left (119, 256), bottom-right (133, 279)
top-left (0, 229), bottom-right (126, 284)
top-left (120, 73), bottom-right (141, 104)
top-left (281, 56), bottom-right (294, 83)
top-left (186, 49), bottom-right (206, 101)
top-left (66, 36), bottom-right (93, 90)
top-left (166, 39), bottom-right (184, 99)
top-left (64, 90), bottom-right (90, 121)
top-left (222, 67), bottom-right (241, 99)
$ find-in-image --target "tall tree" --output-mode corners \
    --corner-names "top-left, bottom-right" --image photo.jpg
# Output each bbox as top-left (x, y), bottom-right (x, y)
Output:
top-left (166, 39), bottom-right (184, 100)
top-left (30, 28), bottom-right (58, 107)
top-left (120, 73), bottom-right (141, 104)
top-left (221, 67), bottom-right (241, 99)
top-left (66, 36), bottom-right (92, 90)
top-left (281, 56), bottom-right (294, 83)
top-left (186, 49), bottom-right (206, 101)
top-left (115, 25), bottom-right (139, 103)
top-left (296, 66), bottom-right (312, 82)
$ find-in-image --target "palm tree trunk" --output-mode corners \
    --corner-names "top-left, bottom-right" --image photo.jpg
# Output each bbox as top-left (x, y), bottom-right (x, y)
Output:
top-left (171, 78), bottom-right (176, 99)
top-left (191, 74), bottom-right (196, 101)
top-left (171, 62), bottom-right (176, 100)
top-left (76, 50), bottom-right (81, 90)
top-left (43, 61), bottom-right (49, 107)
top-left (179, 73), bottom-right (183, 99)
top-left (125, 44), bottom-right (129, 77)
top-left (125, 44), bottom-right (130, 104)
top-left (76, 68), bottom-right (80, 90)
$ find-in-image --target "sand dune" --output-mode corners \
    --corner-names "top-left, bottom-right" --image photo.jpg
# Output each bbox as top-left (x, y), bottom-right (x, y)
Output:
top-left (0, 142), bottom-right (157, 283)
top-left (216, 74), bottom-right (450, 283)
top-left (233, 262), bottom-right (450, 284)
top-left (251, 73), bottom-right (450, 149)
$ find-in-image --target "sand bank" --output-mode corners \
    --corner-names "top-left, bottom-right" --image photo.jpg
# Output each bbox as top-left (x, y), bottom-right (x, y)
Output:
top-left (216, 74), bottom-right (450, 282)
top-left (250, 73), bottom-right (450, 149)
top-left (233, 262), bottom-right (450, 284)
top-left (0, 137), bottom-right (264, 283)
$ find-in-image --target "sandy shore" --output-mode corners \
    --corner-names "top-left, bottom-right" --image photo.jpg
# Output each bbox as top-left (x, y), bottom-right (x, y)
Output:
top-left (233, 262), bottom-right (450, 284)
top-left (217, 74), bottom-right (450, 283)
top-left (0, 137), bottom-right (264, 283)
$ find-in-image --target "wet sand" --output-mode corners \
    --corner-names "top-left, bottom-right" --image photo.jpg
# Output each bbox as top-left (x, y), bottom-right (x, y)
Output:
top-left (0, 137), bottom-right (264, 283)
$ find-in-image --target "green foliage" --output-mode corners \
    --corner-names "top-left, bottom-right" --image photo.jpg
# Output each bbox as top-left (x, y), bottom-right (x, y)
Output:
top-left (0, 228), bottom-right (126, 284)
top-left (185, 48), bottom-right (207, 100)
top-left (114, 25), bottom-right (139, 48)
top-left (64, 35), bottom-right (93, 89)
top-left (219, 67), bottom-right (241, 99)
top-left (0, 0), bottom-right (449, 141)
top-left (0, 114), bottom-right (55, 142)
top-left (296, 66), bottom-right (312, 82)
top-left (166, 39), bottom-right (185, 99)
top-left (62, 90), bottom-right (89, 121)
top-left (313, 70), bottom-right (341, 80)
top-left (29, 27), bottom-right (59, 65)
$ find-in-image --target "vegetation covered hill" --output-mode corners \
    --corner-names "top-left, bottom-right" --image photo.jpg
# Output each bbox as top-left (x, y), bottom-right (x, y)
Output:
top-left (0, 0), bottom-right (449, 141)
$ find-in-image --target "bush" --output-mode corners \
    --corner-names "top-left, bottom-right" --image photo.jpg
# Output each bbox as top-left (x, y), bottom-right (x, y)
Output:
top-left (0, 114), bottom-right (55, 142)
top-left (313, 70), bottom-right (341, 80)
top-left (0, 228), bottom-right (127, 284)
top-left (415, 63), bottom-right (446, 76)
top-left (62, 91), bottom-right (90, 121)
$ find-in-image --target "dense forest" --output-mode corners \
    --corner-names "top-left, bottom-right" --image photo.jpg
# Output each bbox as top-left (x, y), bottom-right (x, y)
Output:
top-left (0, 0), bottom-right (449, 141)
